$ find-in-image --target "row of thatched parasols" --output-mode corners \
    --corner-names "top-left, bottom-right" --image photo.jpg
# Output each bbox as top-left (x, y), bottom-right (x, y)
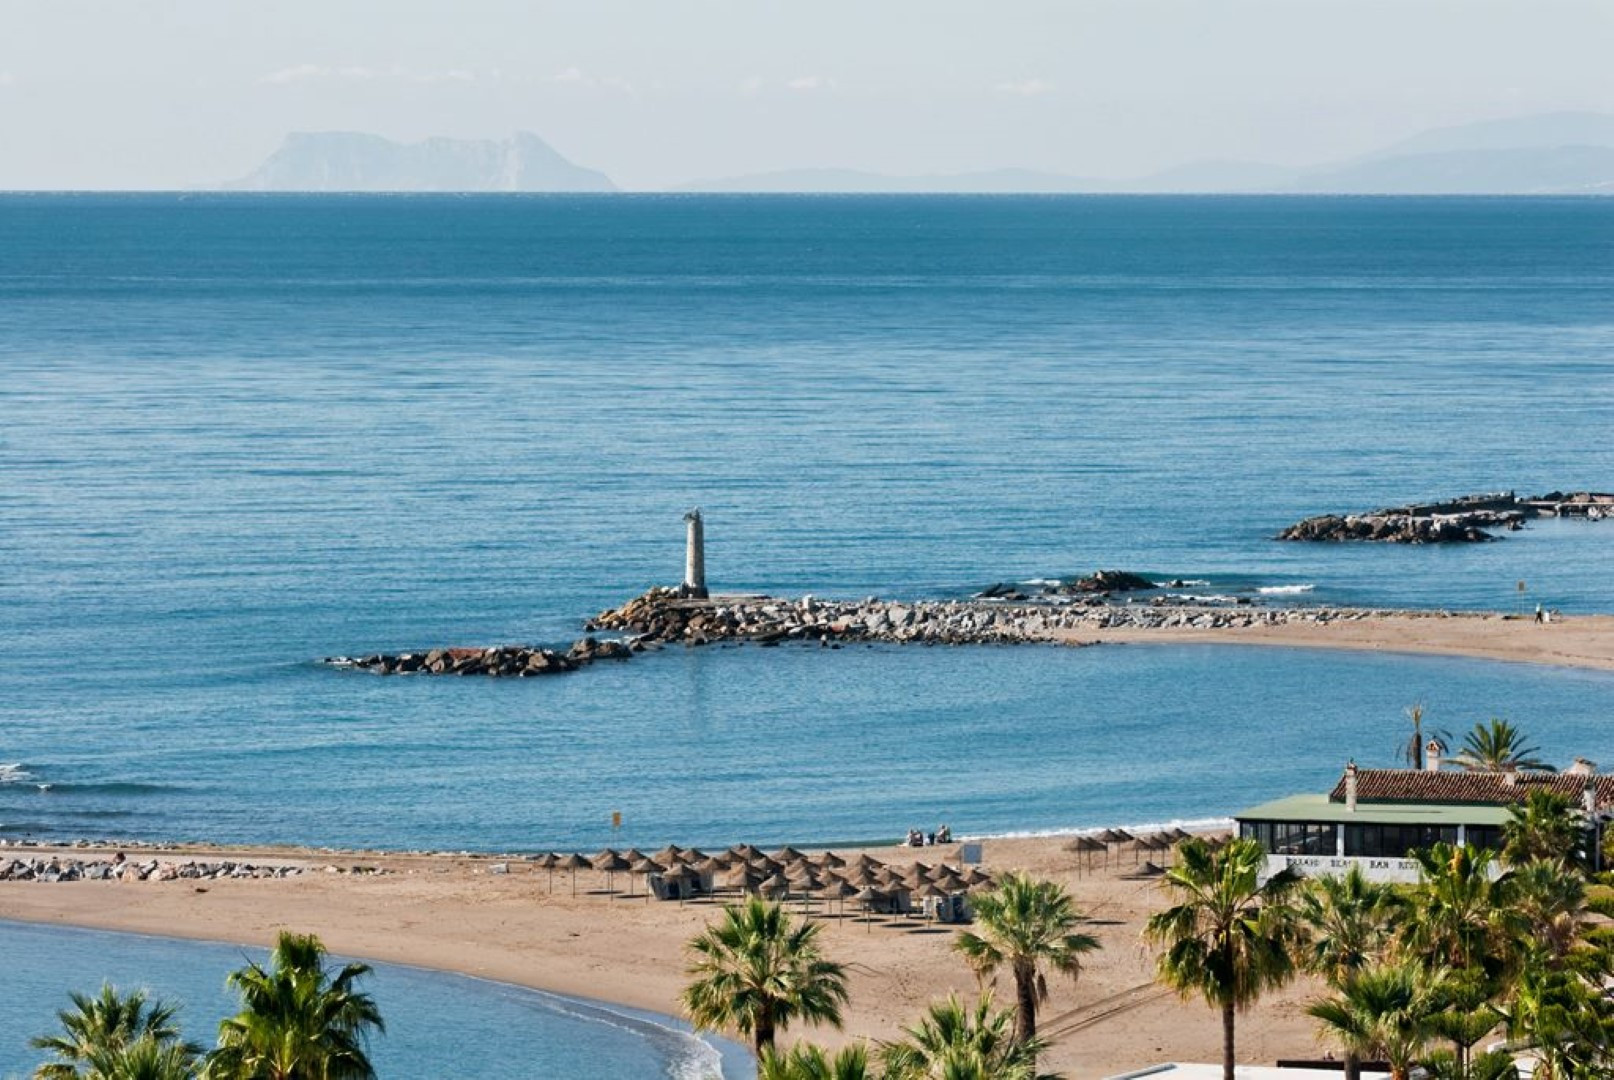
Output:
top-left (525, 844), bottom-right (995, 914)
top-left (1065, 828), bottom-right (1232, 874)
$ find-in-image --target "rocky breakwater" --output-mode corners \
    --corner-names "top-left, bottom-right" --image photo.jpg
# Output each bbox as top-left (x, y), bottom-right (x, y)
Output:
top-left (1278, 490), bottom-right (1614, 544)
top-left (326, 636), bottom-right (633, 677)
top-left (587, 586), bottom-right (1430, 650)
top-left (0, 855), bottom-right (384, 883)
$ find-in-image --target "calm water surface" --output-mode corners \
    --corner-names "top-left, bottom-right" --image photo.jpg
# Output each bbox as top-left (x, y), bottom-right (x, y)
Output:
top-left (2, 194), bottom-right (1612, 852)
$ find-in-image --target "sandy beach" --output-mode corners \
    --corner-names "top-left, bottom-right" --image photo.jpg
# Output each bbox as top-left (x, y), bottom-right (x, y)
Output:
top-left (1071, 611), bottom-right (1614, 673)
top-left (3, 834), bottom-right (1324, 1076)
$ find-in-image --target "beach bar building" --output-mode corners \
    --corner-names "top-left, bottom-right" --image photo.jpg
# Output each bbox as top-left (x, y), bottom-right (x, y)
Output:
top-left (1236, 754), bottom-right (1613, 883)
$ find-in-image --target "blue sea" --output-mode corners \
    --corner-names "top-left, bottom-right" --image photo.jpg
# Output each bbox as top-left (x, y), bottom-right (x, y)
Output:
top-left (2, 193), bottom-right (1614, 1073)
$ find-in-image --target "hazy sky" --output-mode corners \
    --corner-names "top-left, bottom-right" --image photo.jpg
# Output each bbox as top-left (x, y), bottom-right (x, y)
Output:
top-left (2, 0), bottom-right (1612, 189)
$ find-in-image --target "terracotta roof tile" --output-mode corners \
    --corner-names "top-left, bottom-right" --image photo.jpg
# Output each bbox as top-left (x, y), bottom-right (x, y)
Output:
top-left (1329, 769), bottom-right (1614, 810)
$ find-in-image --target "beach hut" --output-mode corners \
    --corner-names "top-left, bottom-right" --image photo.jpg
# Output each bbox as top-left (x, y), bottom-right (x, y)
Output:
top-left (914, 881), bottom-right (951, 922)
top-left (691, 856), bottom-right (726, 893)
top-left (555, 852), bottom-right (590, 896)
top-left (653, 863), bottom-right (698, 903)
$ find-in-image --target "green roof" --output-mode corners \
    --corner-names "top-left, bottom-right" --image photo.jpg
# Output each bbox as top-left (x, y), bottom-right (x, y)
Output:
top-left (1236, 794), bottom-right (1511, 828)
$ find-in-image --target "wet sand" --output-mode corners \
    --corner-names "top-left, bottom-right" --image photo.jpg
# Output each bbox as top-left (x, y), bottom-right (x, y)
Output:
top-left (1068, 611), bottom-right (1614, 673)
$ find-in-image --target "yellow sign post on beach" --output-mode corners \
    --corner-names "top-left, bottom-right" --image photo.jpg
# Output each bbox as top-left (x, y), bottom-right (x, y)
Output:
top-left (611, 811), bottom-right (622, 831)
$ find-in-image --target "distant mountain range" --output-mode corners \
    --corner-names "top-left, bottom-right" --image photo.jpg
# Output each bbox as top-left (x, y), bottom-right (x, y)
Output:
top-left (226, 112), bottom-right (1614, 194)
top-left (226, 132), bottom-right (615, 193)
top-left (679, 112), bottom-right (1614, 195)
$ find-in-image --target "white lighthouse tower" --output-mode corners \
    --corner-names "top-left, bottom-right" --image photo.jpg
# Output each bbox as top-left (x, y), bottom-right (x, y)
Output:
top-left (681, 509), bottom-right (708, 599)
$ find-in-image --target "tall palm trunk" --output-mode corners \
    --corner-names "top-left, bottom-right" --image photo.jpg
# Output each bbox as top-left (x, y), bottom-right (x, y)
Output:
top-left (754, 1005), bottom-right (775, 1058)
top-left (1344, 1049), bottom-right (1360, 1080)
top-left (1221, 1001), bottom-right (1236, 1080)
top-left (1015, 964), bottom-right (1038, 1047)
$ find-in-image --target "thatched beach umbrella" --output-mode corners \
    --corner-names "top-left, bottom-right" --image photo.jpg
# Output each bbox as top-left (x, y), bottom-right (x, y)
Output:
top-left (629, 856), bottom-right (659, 899)
top-left (961, 867), bottom-right (994, 888)
top-left (844, 865), bottom-right (881, 889)
top-left (556, 852), bottom-right (590, 896)
top-left (856, 887), bottom-right (883, 932)
top-left (760, 872), bottom-right (790, 900)
top-left (724, 863), bottom-right (761, 894)
top-left (772, 846), bottom-right (807, 864)
top-left (592, 849), bottom-right (630, 893)
top-left (654, 844), bottom-right (686, 865)
top-left (729, 843), bottom-right (764, 862)
top-left (534, 852), bottom-right (560, 892)
top-left (816, 851), bottom-right (847, 870)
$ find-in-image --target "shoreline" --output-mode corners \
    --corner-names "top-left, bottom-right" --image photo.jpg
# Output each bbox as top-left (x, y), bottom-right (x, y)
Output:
top-left (1, 832), bottom-right (1321, 1076)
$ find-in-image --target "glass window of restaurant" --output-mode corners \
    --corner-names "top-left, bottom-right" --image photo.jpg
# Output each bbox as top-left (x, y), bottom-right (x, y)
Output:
top-left (1343, 824), bottom-right (1459, 859)
top-left (1240, 821), bottom-right (1338, 856)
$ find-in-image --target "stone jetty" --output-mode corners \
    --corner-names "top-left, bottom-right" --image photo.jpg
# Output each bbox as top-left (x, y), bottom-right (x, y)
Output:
top-left (0, 854), bottom-right (383, 883)
top-left (326, 636), bottom-right (633, 677)
top-left (586, 586), bottom-right (1444, 650)
top-left (1279, 490), bottom-right (1614, 544)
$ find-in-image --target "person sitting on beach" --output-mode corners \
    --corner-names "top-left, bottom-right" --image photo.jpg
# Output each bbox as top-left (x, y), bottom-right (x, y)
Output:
top-left (937, 824), bottom-right (951, 844)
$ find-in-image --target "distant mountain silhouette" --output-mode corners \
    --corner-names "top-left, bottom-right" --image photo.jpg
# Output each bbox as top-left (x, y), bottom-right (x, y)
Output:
top-left (679, 111), bottom-right (1614, 194)
top-left (228, 132), bottom-right (615, 192)
top-left (1294, 145), bottom-right (1614, 195)
top-left (676, 167), bottom-right (1104, 194)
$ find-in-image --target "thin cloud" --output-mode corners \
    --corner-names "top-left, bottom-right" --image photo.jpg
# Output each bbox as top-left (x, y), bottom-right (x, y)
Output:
top-left (260, 64), bottom-right (479, 86)
top-left (261, 63), bottom-right (324, 85)
top-left (787, 75), bottom-right (834, 92)
top-left (548, 67), bottom-right (635, 94)
top-left (0, 72), bottom-right (17, 86)
top-left (995, 78), bottom-right (1055, 97)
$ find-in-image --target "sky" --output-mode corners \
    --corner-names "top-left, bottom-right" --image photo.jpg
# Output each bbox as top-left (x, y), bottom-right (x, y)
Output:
top-left (1, 0), bottom-right (1612, 190)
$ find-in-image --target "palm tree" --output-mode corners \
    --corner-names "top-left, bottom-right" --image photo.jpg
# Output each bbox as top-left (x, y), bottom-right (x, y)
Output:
top-left (1403, 843), bottom-right (1518, 975)
top-left (1496, 954), bottom-right (1614, 1080)
top-left (1501, 791), bottom-right (1583, 867)
top-left (953, 871), bottom-right (1101, 1051)
top-left (1507, 860), bottom-right (1589, 964)
top-left (1144, 836), bottom-right (1301, 1080)
top-left (681, 896), bottom-right (850, 1058)
top-left (1306, 960), bottom-right (1448, 1080)
top-left (32, 984), bottom-right (199, 1080)
top-left (1294, 866), bottom-right (1401, 1080)
top-left (757, 1042), bottom-right (871, 1080)
top-left (1451, 720), bottom-right (1553, 772)
top-left (878, 993), bottom-right (1050, 1080)
top-left (81, 1036), bottom-right (200, 1080)
top-left (1401, 703), bottom-right (1450, 771)
top-left (205, 932), bottom-right (384, 1080)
